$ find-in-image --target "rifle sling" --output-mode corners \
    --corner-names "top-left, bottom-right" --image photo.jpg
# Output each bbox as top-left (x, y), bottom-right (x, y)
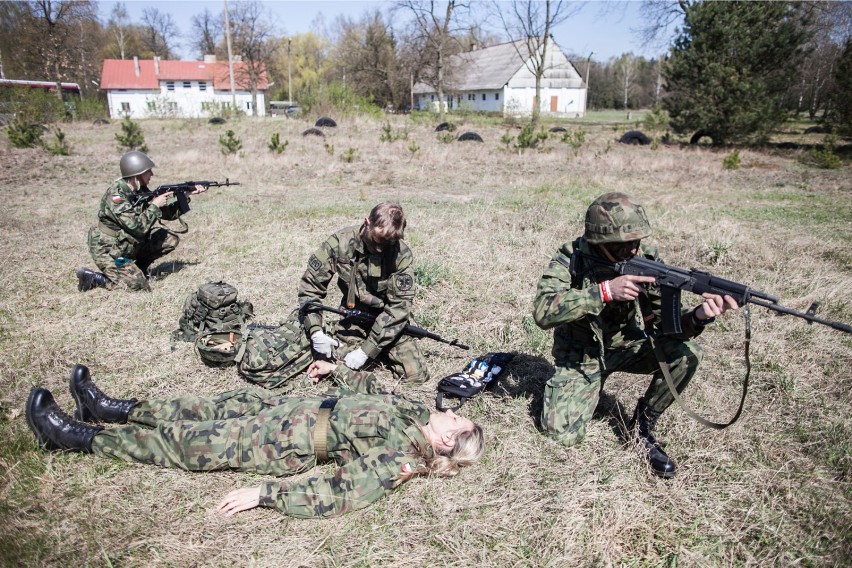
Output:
top-left (98, 223), bottom-right (120, 238)
top-left (313, 398), bottom-right (337, 464)
top-left (646, 302), bottom-right (752, 430)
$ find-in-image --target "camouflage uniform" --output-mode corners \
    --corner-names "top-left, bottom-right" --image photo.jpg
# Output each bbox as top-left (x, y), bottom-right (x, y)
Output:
top-left (87, 178), bottom-right (183, 291)
top-left (532, 237), bottom-right (708, 447)
top-left (92, 366), bottom-right (432, 518)
top-left (299, 224), bottom-right (429, 384)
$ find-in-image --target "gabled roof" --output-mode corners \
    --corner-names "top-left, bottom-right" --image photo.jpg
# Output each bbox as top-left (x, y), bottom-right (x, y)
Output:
top-left (413, 37), bottom-right (584, 94)
top-left (100, 59), bottom-right (268, 91)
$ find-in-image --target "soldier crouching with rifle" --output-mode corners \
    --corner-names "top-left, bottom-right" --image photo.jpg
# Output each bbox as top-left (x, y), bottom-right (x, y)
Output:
top-left (76, 150), bottom-right (208, 292)
top-left (532, 192), bottom-right (739, 478)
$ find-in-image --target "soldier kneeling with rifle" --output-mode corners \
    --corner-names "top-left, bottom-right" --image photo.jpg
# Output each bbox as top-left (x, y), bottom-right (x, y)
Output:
top-left (76, 150), bottom-right (213, 292)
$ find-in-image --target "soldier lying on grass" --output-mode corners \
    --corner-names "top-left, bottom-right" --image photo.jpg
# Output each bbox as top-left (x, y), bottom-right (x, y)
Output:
top-left (25, 361), bottom-right (484, 518)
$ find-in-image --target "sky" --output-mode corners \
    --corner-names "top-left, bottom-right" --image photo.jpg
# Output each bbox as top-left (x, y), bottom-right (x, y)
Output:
top-left (97, 0), bottom-right (671, 62)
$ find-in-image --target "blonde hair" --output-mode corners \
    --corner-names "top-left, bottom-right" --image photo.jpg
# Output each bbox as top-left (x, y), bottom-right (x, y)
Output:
top-left (411, 423), bottom-right (485, 479)
top-left (368, 201), bottom-right (406, 240)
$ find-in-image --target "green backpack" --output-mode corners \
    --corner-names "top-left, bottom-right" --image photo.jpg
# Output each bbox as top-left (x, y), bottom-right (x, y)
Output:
top-left (237, 312), bottom-right (314, 389)
top-left (172, 281), bottom-right (254, 365)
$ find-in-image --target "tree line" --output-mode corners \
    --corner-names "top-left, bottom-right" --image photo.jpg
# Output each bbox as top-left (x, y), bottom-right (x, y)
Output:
top-left (1, 1), bottom-right (850, 141)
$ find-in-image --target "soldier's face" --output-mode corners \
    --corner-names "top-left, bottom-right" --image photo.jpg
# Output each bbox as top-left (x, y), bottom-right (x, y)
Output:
top-left (602, 240), bottom-right (640, 261)
top-left (428, 409), bottom-right (475, 447)
top-left (364, 221), bottom-right (396, 254)
top-left (139, 169), bottom-right (153, 187)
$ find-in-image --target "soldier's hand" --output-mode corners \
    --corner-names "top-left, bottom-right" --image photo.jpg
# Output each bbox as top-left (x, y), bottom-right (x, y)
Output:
top-left (151, 191), bottom-right (173, 208)
top-left (307, 360), bottom-right (337, 382)
top-left (189, 184), bottom-right (208, 195)
top-left (695, 293), bottom-right (739, 320)
top-left (216, 486), bottom-right (261, 516)
top-left (311, 331), bottom-right (339, 357)
top-left (344, 348), bottom-right (368, 370)
top-left (607, 275), bottom-right (656, 301)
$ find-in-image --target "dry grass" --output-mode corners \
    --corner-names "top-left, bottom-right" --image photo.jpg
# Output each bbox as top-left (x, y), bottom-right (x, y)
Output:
top-left (0, 114), bottom-right (850, 567)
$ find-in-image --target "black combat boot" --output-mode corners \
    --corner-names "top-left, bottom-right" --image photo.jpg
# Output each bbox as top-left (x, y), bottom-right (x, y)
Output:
top-left (25, 388), bottom-right (103, 452)
top-left (629, 400), bottom-right (677, 479)
top-left (69, 364), bottom-right (136, 424)
top-left (76, 267), bottom-right (109, 292)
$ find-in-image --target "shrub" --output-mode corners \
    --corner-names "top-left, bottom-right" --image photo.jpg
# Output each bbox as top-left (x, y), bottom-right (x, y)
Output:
top-left (219, 129), bottom-right (242, 155)
top-left (805, 134), bottom-right (842, 169)
top-left (562, 129), bottom-right (586, 155)
top-left (298, 82), bottom-right (382, 118)
top-left (268, 132), bottom-right (288, 154)
top-left (436, 132), bottom-right (455, 144)
top-left (115, 117), bottom-right (148, 152)
top-left (379, 122), bottom-right (407, 142)
top-left (722, 149), bottom-right (741, 170)
top-left (7, 118), bottom-right (44, 148)
top-left (44, 127), bottom-right (70, 155)
top-left (515, 122), bottom-right (548, 151)
top-left (340, 147), bottom-right (358, 163)
top-left (75, 96), bottom-right (108, 121)
top-left (407, 140), bottom-right (420, 156)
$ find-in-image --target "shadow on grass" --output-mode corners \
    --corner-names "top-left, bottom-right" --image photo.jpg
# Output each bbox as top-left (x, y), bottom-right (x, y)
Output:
top-left (500, 352), bottom-right (633, 442)
top-left (149, 259), bottom-right (199, 279)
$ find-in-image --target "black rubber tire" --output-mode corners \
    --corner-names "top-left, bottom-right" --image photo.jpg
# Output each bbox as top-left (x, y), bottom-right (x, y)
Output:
top-left (435, 122), bottom-right (456, 132)
top-left (457, 131), bottom-right (483, 142)
top-left (689, 130), bottom-right (713, 145)
top-left (549, 126), bottom-right (567, 133)
top-left (619, 130), bottom-right (651, 145)
top-left (803, 125), bottom-right (825, 134)
top-left (302, 128), bottom-right (325, 137)
top-left (208, 117), bottom-right (226, 125)
top-left (315, 117), bottom-right (337, 127)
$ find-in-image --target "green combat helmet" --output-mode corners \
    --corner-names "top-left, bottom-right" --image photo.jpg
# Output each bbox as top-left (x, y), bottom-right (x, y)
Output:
top-left (584, 192), bottom-right (652, 244)
top-left (119, 150), bottom-right (156, 178)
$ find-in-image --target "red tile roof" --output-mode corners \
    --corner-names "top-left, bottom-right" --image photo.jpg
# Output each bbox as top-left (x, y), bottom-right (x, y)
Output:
top-left (100, 59), bottom-right (268, 91)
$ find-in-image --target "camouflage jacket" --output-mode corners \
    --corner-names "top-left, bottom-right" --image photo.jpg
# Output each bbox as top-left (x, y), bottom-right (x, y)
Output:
top-left (93, 178), bottom-right (182, 257)
top-left (532, 237), bottom-right (706, 365)
top-left (258, 365), bottom-right (433, 518)
top-left (298, 225), bottom-right (417, 359)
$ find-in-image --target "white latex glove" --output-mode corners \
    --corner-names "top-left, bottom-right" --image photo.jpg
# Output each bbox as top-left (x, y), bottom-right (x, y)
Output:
top-left (343, 348), bottom-right (368, 370)
top-left (311, 331), bottom-right (339, 357)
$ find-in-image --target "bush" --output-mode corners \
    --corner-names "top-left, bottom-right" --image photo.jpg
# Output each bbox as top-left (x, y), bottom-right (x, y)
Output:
top-left (7, 118), bottom-right (44, 148)
top-left (515, 122), bottom-right (548, 151)
top-left (75, 96), bottom-right (108, 121)
top-left (380, 122), bottom-right (407, 142)
top-left (0, 88), bottom-right (65, 124)
top-left (219, 129), bottom-right (242, 155)
top-left (804, 135), bottom-right (842, 169)
top-left (44, 127), bottom-right (70, 155)
top-left (722, 149), bottom-right (741, 170)
top-left (340, 147), bottom-right (358, 163)
top-left (268, 133), bottom-right (288, 154)
top-left (115, 117), bottom-right (147, 152)
top-left (298, 82), bottom-right (382, 118)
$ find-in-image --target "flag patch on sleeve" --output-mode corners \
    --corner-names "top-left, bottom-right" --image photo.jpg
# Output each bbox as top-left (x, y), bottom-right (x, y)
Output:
top-left (401, 463), bottom-right (413, 474)
top-left (111, 195), bottom-right (123, 203)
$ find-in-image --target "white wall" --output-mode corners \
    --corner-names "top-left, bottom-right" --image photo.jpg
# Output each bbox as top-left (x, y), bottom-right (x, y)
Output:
top-left (106, 80), bottom-right (265, 118)
top-left (503, 86), bottom-right (587, 117)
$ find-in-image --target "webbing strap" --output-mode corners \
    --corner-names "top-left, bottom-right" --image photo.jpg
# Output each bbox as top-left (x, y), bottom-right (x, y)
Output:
top-left (313, 399), bottom-right (337, 463)
top-left (98, 223), bottom-right (120, 238)
top-left (649, 305), bottom-right (752, 430)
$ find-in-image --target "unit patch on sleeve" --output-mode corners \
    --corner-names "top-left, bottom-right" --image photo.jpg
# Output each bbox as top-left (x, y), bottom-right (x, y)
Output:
top-left (308, 254), bottom-right (323, 272)
top-left (395, 273), bottom-right (413, 292)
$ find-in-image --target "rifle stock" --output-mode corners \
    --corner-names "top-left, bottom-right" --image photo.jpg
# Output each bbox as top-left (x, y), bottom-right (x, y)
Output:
top-left (300, 301), bottom-right (470, 349)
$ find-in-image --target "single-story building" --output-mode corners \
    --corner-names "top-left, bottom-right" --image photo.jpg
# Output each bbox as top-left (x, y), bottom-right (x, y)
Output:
top-left (413, 36), bottom-right (586, 117)
top-left (100, 56), bottom-right (268, 119)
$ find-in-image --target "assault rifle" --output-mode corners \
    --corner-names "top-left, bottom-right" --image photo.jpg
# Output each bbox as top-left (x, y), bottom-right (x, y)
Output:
top-left (132, 179), bottom-right (240, 214)
top-left (300, 301), bottom-right (470, 350)
top-left (580, 254), bottom-right (852, 335)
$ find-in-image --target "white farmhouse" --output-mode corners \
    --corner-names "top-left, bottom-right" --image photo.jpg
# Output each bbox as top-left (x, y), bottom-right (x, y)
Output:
top-left (100, 56), bottom-right (268, 119)
top-left (413, 37), bottom-right (586, 117)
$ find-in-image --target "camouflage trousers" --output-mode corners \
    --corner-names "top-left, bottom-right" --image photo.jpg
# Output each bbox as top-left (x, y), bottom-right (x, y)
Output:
top-left (92, 387), bottom-right (321, 474)
top-left (331, 318), bottom-right (430, 386)
top-left (88, 226), bottom-right (179, 291)
top-left (541, 337), bottom-right (703, 447)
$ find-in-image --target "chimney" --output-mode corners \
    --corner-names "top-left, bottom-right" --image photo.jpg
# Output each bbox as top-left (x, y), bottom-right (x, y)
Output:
top-left (133, 56), bottom-right (140, 77)
top-left (154, 56), bottom-right (160, 75)
top-left (203, 54), bottom-right (217, 63)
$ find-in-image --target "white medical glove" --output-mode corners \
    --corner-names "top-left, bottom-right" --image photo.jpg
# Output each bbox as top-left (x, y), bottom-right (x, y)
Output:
top-left (343, 348), bottom-right (368, 370)
top-left (310, 331), bottom-right (339, 357)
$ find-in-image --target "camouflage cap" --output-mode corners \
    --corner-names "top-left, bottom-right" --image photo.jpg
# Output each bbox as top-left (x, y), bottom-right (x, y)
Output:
top-left (583, 192), bottom-right (652, 244)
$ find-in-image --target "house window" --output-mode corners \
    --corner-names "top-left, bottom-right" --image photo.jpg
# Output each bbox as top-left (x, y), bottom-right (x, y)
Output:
top-left (457, 96), bottom-right (461, 103)
top-left (199, 82), bottom-right (207, 92)
top-left (481, 93), bottom-right (486, 101)
top-left (120, 102), bottom-right (130, 112)
top-left (166, 81), bottom-right (175, 91)
top-left (201, 102), bottom-right (211, 111)
top-left (246, 102), bottom-right (252, 110)
top-left (430, 94), bottom-right (434, 101)
top-left (183, 81), bottom-right (192, 89)
top-left (495, 93), bottom-right (500, 100)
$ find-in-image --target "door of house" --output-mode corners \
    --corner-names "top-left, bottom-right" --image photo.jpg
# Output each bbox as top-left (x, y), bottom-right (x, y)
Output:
top-left (550, 96), bottom-right (558, 112)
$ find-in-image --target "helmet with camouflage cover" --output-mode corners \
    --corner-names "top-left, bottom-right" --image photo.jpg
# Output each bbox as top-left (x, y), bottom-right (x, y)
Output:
top-left (119, 150), bottom-right (156, 178)
top-left (583, 192), bottom-right (652, 245)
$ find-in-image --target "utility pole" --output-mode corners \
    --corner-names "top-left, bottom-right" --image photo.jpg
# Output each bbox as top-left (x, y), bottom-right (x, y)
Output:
top-left (585, 51), bottom-right (593, 114)
top-left (287, 38), bottom-right (292, 103)
top-left (224, 0), bottom-right (237, 111)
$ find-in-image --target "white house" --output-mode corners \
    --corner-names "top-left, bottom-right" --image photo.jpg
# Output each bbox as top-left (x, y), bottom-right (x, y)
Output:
top-left (100, 56), bottom-right (268, 119)
top-left (413, 37), bottom-right (586, 117)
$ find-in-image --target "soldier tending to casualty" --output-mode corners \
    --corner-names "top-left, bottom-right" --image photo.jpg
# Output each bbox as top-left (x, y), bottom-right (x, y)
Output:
top-left (76, 150), bottom-right (207, 292)
top-left (300, 201), bottom-right (429, 384)
top-left (533, 192), bottom-right (739, 478)
top-left (26, 362), bottom-right (483, 518)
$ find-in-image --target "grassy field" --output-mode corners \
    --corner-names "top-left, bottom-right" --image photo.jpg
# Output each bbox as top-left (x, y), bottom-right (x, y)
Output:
top-left (0, 112), bottom-right (850, 567)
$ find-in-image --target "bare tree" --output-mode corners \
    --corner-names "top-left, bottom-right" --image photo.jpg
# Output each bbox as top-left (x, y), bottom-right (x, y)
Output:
top-left (615, 53), bottom-right (637, 109)
top-left (108, 2), bottom-right (130, 59)
top-left (636, 0), bottom-right (690, 49)
top-left (141, 7), bottom-right (179, 59)
top-left (191, 8), bottom-right (223, 59)
top-left (492, 0), bottom-right (582, 125)
top-left (228, 0), bottom-right (277, 116)
top-left (395, 0), bottom-right (468, 121)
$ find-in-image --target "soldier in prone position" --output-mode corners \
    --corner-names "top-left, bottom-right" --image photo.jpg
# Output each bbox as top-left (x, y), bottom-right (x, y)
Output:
top-left (76, 151), bottom-right (207, 292)
top-left (25, 361), bottom-right (483, 518)
top-left (532, 192), bottom-right (739, 478)
top-left (300, 201), bottom-right (430, 385)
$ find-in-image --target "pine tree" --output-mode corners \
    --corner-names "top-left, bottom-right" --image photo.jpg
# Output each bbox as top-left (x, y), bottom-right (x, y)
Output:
top-left (830, 39), bottom-right (852, 136)
top-left (663, 1), bottom-right (812, 145)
